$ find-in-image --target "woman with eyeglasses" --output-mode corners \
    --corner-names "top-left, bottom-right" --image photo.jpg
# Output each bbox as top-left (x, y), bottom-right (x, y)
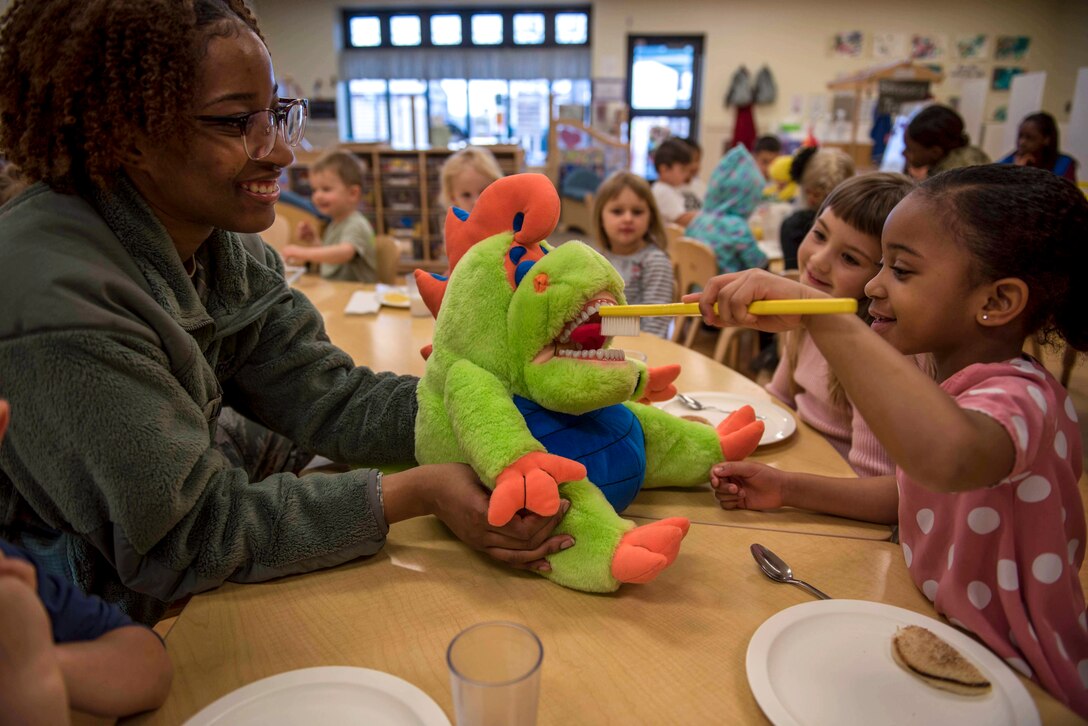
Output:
top-left (0, 0), bottom-right (572, 627)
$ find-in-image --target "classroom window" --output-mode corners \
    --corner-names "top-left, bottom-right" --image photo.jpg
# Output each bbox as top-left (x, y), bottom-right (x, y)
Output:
top-left (348, 79), bottom-right (389, 142)
top-left (343, 7), bottom-right (590, 48)
top-left (471, 13), bottom-right (503, 45)
top-left (555, 12), bottom-right (588, 45)
top-left (348, 16), bottom-right (381, 48)
top-left (389, 15), bottom-right (422, 46)
top-left (513, 13), bottom-right (545, 45)
top-left (430, 14), bottom-right (462, 45)
top-left (346, 78), bottom-right (588, 166)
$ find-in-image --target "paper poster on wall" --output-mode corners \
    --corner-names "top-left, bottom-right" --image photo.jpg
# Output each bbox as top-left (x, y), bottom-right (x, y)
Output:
top-left (994, 36), bottom-right (1030, 62)
top-left (992, 67), bottom-right (1025, 92)
top-left (831, 31), bottom-right (864, 58)
top-left (955, 34), bottom-right (990, 60)
top-left (992, 105), bottom-right (1007, 122)
top-left (871, 32), bottom-right (907, 60)
top-left (949, 64), bottom-right (987, 81)
top-left (910, 34), bottom-right (947, 61)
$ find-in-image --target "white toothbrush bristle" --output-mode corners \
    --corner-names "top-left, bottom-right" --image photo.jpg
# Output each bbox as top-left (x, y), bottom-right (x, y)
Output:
top-left (600, 315), bottom-right (641, 337)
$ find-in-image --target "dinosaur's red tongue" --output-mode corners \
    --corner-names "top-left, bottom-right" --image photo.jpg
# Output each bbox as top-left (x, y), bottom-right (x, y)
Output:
top-left (570, 323), bottom-right (605, 350)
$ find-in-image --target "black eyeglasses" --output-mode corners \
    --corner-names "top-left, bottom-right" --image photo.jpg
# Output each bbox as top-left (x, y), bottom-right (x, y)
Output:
top-left (196, 98), bottom-right (309, 160)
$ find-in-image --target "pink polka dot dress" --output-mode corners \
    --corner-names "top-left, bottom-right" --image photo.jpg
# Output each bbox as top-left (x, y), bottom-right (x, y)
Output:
top-left (898, 356), bottom-right (1087, 717)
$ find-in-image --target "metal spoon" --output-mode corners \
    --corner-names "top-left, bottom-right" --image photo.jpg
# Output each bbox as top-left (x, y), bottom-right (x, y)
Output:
top-left (675, 393), bottom-right (765, 420)
top-left (750, 543), bottom-right (831, 600)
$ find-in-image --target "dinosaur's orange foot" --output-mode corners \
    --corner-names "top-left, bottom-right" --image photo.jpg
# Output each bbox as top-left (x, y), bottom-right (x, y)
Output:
top-left (610, 517), bottom-right (690, 584)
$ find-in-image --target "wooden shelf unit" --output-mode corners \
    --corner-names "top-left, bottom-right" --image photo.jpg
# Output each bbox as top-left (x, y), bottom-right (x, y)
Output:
top-left (285, 145), bottom-right (524, 272)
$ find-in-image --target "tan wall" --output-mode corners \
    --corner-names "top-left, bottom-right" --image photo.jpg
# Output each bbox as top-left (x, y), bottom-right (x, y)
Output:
top-left (256, 0), bottom-right (1088, 157)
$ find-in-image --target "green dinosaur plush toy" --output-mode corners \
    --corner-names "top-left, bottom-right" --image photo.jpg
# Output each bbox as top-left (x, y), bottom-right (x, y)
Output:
top-left (414, 173), bottom-right (763, 592)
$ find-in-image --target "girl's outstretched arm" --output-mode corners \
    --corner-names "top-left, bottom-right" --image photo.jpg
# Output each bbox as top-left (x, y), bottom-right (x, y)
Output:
top-left (691, 270), bottom-right (1016, 493)
top-left (711, 460), bottom-right (898, 524)
top-left (804, 313), bottom-right (1013, 492)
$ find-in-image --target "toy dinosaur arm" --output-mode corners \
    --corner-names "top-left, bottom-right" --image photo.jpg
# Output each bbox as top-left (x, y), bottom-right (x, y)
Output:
top-left (444, 358), bottom-right (541, 483)
top-left (444, 359), bottom-right (586, 525)
top-left (636, 364), bottom-right (681, 404)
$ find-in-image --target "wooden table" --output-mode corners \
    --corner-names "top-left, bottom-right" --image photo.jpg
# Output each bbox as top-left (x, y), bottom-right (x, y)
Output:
top-left (128, 516), bottom-right (1076, 724)
top-left (295, 277), bottom-right (892, 542)
top-left (125, 277), bottom-right (1078, 724)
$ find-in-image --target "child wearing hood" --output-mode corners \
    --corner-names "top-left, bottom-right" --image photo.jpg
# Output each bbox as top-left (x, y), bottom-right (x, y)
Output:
top-left (684, 145), bottom-right (767, 274)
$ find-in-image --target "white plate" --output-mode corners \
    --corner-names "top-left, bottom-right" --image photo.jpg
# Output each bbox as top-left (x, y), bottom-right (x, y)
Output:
top-left (654, 392), bottom-right (796, 446)
top-left (746, 600), bottom-right (1039, 726)
top-left (184, 666), bottom-right (450, 726)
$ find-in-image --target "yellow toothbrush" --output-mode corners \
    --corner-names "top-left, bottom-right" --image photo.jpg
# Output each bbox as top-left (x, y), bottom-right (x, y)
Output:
top-left (598, 299), bottom-right (858, 336)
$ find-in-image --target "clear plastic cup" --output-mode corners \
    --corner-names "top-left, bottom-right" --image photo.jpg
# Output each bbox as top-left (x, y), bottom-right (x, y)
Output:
top-left (447, 621), bottom-right (543, 726)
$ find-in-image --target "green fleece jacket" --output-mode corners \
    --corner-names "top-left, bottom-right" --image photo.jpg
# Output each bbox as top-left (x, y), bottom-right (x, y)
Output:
top-left (0, 180), bottom-right (418, 624)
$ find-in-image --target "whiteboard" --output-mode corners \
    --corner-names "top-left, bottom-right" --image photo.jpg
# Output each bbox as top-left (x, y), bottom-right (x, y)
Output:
top-left (1002, 72), bottom-right (1046, 153)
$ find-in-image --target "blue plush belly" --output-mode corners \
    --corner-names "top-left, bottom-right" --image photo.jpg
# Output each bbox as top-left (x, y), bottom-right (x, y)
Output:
top-left (512, 396), bottom-right (646, 512)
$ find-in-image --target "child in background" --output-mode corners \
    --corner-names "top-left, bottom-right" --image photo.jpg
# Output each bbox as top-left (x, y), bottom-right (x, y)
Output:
top-left (651, 138), bottom-right (699, 227)
top-left (779, 148), bottom-right (854, 270)
top-left (438, 146), bottom-right (504, 215)
top-left (593, 172), bottom-right (674, 339)
top-left (282, 150), bottom-right (378, 282)
top-left (684, 144), bottom-right (767, 274)
top-left (0, 400), bottom-right (172, 722)
top-left (696, 165), bottom-right (1088, 717)
top-left (678, 136), bottom-right (706, 208)
top-left (752, 135), bottom-right (782, 180)
top-left (711, 174), bottom-right (916, 522)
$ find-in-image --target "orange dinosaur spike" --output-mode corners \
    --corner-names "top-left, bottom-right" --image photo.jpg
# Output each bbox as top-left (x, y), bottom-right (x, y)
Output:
top-left (414, 268), bottom-right (447, 319)
top-left (444, 173), bottom-right (560, 273)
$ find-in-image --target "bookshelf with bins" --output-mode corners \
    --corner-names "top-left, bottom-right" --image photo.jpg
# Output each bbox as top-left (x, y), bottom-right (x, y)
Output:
top-left (284, 145), bottom-right (524, 272)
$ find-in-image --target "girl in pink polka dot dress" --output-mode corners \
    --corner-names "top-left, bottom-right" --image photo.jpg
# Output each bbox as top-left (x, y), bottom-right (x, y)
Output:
top-left (691, 165), bottom-right (1088, 717)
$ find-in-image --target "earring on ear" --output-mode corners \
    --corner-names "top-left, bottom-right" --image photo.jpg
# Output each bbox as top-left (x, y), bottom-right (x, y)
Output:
top-left (982, 314), bottom-right (990, 321)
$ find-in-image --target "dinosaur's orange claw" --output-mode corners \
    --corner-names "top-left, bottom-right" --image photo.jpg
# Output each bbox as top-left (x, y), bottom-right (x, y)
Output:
top-left (487, 452), bottom-right (585, 526)
top-left (717, 405), bottom-right (756, 435)
top-left (718, 415), bottom-right (764, 461)
top-left (611, 517), bottom-right (690, 584)
top-left (638, 364), bottom-right (682, 404)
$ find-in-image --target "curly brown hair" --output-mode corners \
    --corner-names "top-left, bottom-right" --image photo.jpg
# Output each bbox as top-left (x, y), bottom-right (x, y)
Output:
top-left (0, 0), bottom-right (262, 193)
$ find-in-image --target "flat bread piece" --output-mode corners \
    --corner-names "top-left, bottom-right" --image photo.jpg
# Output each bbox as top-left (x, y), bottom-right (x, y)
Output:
top-left (891, 625), bottom-right (992, 696)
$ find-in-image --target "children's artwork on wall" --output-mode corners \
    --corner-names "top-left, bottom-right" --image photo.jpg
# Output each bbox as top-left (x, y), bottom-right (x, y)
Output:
top-left (992, 67), bottom-right (1025, 92)
top-left (831, 31), bottom-right (864, 58)
top-left (910, 34), bottom-right (947, 61)
top-left (955, 34), bottom-right (990, 60)
top-left (871, 32), bottom-right (907, 60)
top-left (994, 36), bottom-right (1030, 62)
top-left (949, 64), bottom-right (987, 81)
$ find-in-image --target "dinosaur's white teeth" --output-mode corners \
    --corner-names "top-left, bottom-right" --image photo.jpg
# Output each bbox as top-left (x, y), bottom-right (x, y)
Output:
top-left (554, 348), bottom-right (625, 361)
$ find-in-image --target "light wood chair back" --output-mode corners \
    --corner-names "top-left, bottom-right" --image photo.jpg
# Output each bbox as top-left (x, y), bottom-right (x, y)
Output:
top-left (664, 223), bottom-right (686, 252)
top-left (670, 237), bottom-right (717, 346)
top-left (374, 235), bottom-right (400, 285)
top-left (262, 214), bottom-right (290, 252)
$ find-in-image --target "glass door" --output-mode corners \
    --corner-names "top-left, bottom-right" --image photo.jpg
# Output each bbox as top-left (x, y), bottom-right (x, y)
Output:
top-left (626, 35), bottom-right (703, 178)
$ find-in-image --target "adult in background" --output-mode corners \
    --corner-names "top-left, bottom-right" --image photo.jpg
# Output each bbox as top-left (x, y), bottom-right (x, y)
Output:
top-left (998, 112), bottom-right (1078, 183)
top-left (0, 0), bottom-right (571, 625)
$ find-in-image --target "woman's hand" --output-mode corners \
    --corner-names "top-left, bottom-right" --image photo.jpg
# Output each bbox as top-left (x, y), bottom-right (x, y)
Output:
top-left (710, 460), bottom-right (790, 510)
top-left (385, 464), bottom-right (573, 572)
top-left (682, 269), bottom-right (819, 333)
